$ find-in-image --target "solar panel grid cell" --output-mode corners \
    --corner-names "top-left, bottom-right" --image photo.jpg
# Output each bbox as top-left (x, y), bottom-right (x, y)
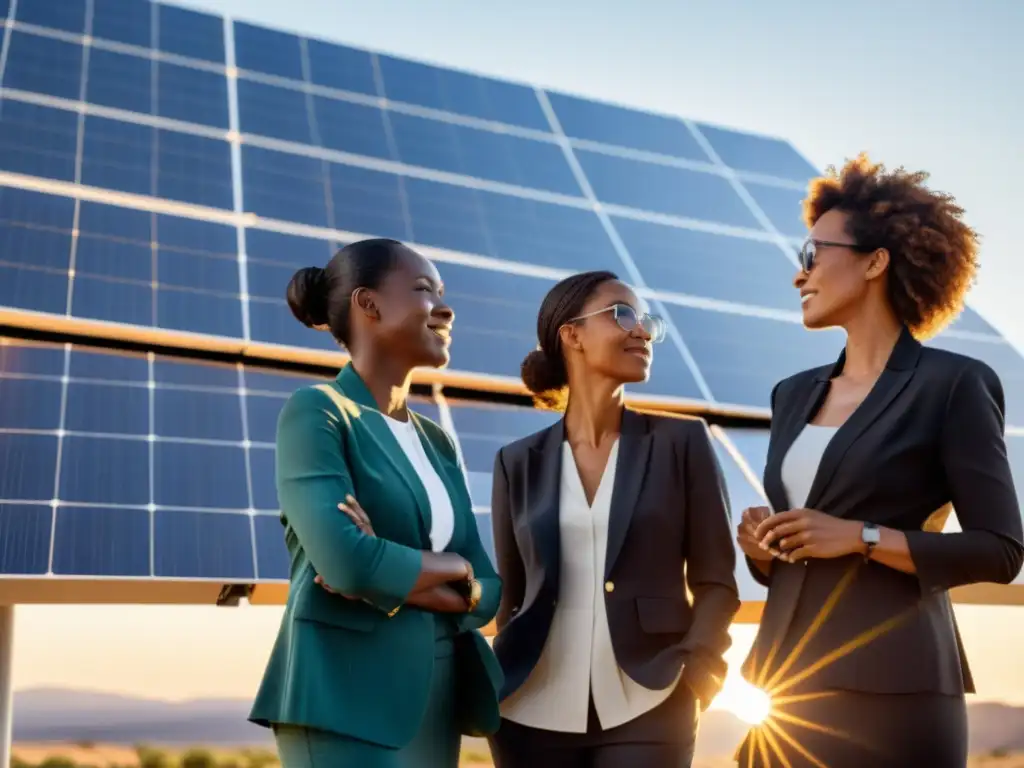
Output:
top-left (0, 341), bottom-right (449, 581)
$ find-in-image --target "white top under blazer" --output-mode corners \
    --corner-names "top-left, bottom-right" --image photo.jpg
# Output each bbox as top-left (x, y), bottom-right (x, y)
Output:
top-left (383, 414), bottom-right (455, 552)
top-left (500, 440), bottom-right (681, 732)
top-left (781, 425), bottom-right (839, 509)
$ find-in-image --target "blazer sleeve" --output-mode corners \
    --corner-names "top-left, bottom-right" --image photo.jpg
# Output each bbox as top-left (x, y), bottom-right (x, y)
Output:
top-left (905, 361), bottom-right (1024, 594)
top-left (276, 387), bottom-right (423, 614)
top-left (745, 380), bottom-right (781, 588)
top-left (680, 420), bottom-right (741, 703)
top-left (491, 447), bottom-right (525, 632)
top-left (432, 428), bottom-right (502, 633)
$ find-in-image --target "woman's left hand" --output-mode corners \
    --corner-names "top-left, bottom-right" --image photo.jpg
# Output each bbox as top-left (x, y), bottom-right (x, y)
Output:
top-left (753, 508), bottom-right (863, 562)
top-left (338, 495), bottom-right (375, 537)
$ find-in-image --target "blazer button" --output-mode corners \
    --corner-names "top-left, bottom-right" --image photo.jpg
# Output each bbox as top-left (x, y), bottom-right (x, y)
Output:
top-left (605, 581), bottom-right (615, 593)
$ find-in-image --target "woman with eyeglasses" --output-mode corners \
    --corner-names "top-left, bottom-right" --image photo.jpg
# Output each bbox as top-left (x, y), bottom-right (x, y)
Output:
top-left (735, 155), bottom-right (1024, 767)
top-left (486, 270), bottom-right (740, 768)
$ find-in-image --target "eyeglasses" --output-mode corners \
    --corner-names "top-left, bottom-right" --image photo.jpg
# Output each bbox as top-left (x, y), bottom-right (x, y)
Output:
top-left (569, 303), bottom-right (666, 343)
top-left (797, 238), bottom-right (861, 273)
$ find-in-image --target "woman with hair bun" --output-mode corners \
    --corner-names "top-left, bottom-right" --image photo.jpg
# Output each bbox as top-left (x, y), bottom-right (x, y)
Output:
top-left (735, 155), bottom-right (1024, 767)
top-left (487, 271), bottom-right (740, 767)
top-left (248, 238), bottom-right (503, 767)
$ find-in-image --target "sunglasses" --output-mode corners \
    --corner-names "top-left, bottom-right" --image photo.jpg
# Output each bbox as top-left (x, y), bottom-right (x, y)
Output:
top-left (569, 303), bottom-right (667, 343)
top-left (797, 238), bottom-right (861, 273)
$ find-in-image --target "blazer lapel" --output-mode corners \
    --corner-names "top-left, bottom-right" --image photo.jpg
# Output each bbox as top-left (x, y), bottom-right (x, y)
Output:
top-left (605, 409), bottom-right (652, 578)
top-left (804, 327), bottom-right (920, 512)
top-left (332, 365), bottom-right (432, 543)
top-left (528, 421), bottom-right (564, 587)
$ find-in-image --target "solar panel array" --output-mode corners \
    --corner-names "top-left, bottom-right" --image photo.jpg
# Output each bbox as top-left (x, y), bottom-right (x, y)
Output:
top-left (1, 0), bottom-right (1022, 600)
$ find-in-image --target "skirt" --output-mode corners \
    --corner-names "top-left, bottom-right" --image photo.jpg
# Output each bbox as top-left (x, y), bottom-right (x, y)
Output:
top-left (274, 618), bottom-right (460, 768)
top-left (734, 689), bottom-right (968, 768)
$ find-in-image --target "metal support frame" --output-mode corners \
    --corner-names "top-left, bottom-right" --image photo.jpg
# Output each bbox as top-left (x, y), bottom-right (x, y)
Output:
top-left (0, 605), bottom-right (15, 768)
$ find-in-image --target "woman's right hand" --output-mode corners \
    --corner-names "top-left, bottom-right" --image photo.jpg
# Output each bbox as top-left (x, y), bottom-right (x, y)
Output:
top-left (738, 506), bottom-right (775, 562)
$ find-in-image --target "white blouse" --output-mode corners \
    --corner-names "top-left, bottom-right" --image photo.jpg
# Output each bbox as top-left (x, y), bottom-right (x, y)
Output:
top-left (781, 425), bottom-right (839, 509)
top-left (500, 440), bottom-right (680, 732)
top-left (382, 414), bottom-right (454, 552)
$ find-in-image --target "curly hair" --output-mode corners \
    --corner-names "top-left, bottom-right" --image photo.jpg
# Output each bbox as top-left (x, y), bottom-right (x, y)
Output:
top-left (802, 153), bottom-right (979, 340)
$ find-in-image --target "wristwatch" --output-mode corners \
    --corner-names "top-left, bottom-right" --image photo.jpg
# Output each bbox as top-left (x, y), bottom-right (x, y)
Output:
top-left (861, 522), bottom-right (880, 562)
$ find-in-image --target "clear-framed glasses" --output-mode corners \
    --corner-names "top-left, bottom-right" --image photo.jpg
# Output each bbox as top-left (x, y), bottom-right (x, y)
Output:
top-left (797, 238), bottom-right (862, 273)
top-left (569, 303), bottom-right (666, 343)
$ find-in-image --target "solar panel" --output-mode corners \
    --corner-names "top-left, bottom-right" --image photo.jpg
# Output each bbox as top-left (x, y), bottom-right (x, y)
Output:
top-left (0, 351), bottom-right (775, 595)
top-left (1, 0), bottom-right (1018, 423)
top-left (0, 339), bottom-right (444, 583)
top-left (0, 0), bottom-right (1022, 607)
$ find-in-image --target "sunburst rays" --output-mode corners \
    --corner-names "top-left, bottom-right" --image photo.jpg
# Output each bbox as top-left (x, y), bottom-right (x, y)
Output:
top-left (736, 562), bottom-right (915, 766)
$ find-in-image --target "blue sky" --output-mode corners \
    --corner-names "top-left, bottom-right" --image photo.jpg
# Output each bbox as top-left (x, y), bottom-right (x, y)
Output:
top-left (14, 1), bottom-right (1024, 706)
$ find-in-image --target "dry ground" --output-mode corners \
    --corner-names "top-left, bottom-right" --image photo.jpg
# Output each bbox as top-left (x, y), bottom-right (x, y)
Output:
top-left (11, 742), bottom-right (1024, 767)
top-left (11, 741), bottom-right (494, 767)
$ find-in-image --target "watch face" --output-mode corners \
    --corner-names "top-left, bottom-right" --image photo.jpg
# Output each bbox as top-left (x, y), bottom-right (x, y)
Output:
top-left (863, 526), bottom-right (881, 545)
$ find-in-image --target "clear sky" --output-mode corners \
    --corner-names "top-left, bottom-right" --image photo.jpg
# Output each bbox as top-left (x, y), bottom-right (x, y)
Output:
top-left (11, 0), bottom-right (1024, 706)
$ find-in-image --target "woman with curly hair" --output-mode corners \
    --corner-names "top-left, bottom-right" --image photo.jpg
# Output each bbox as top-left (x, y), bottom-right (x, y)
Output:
top-left (734, 154), bottom-right (1024, 768)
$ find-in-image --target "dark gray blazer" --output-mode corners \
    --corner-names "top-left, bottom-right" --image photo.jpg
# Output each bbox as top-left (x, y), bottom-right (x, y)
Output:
top-left (743, 326), bottom-right (1024, 696)
top-left (490, 409), bottom-right (740, 706)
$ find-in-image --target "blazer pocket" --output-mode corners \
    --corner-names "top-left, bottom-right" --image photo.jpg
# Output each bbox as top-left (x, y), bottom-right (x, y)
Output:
top-left (635, 596), bottom-right (691, 634)
top-left (292, 577), bottom-right (384, 633)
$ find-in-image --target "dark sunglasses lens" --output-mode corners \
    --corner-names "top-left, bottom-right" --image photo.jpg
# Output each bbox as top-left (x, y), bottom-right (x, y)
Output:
top-left (800, 241), bottom-right (815, 272)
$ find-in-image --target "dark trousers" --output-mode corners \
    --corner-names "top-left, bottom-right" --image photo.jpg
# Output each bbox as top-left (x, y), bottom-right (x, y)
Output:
top-left (489, 682), bottom-right (697, 768)
top-left (734, 689), bottom-right (967, 768)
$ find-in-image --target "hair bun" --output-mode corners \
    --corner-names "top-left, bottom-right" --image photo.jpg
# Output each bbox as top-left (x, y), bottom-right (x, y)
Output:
top-left (286, 266), bottom-right (329, 329)
top-left (520, 348), bottom-right (568, 408)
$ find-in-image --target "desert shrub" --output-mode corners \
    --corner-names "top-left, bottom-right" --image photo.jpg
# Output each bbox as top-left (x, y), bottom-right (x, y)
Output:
top-left (38, 758), bottom-right (77, 768)
top-left (180, 750), bottom-right (217, 768)
top-left (136, 746), bottom-right (172, 768)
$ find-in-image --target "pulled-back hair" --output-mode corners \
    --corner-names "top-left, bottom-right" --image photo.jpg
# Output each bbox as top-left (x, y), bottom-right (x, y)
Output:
top-left (286, 238), bottom-right (406, 350)
top-left (520, 270), bottom-right (618, 409)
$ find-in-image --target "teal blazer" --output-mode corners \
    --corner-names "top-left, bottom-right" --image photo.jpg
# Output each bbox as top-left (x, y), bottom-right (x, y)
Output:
top-left (249, 364), bottom-right (503, 746)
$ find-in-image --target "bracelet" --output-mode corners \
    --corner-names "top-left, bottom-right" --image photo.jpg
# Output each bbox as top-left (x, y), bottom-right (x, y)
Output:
top-left (465, 579), bottom-right (482, 613)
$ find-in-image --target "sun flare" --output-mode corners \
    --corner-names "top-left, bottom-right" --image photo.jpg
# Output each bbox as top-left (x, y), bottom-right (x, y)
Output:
top-left (713, 675), bottom-right (772, 725)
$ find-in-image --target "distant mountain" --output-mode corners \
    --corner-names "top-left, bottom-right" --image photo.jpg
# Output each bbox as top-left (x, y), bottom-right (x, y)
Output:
top-left (10, 689), bottom-right (1024, 757)
top-left (13, 688), bottom-right (272, 746)
top-left (11, 688), bottom-right (749, 752)
top-left (968, 702), bottom-right (1024, 754)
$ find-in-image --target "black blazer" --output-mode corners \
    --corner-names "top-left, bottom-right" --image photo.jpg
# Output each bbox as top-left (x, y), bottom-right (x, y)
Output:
top-left (490, 409), bottom-right (740, 705)
top-left (743, 327), bottom-right (1024, 697)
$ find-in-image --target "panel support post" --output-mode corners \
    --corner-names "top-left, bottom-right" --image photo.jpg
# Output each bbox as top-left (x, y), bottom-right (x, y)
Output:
top-left (0, 605), bottom-right (14, 768)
